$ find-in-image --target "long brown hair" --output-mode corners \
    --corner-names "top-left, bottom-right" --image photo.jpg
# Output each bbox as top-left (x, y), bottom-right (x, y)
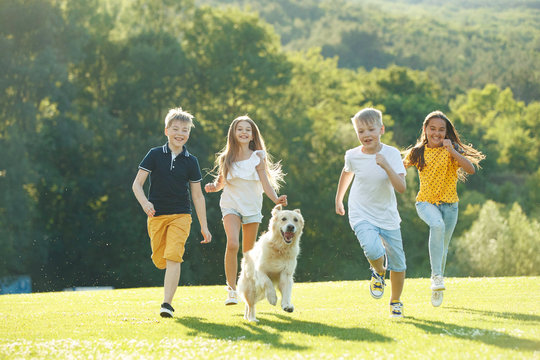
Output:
top-left (403, 111), bottom-right (485, 181)
top-left (213, 116), bottom-right (284, 190)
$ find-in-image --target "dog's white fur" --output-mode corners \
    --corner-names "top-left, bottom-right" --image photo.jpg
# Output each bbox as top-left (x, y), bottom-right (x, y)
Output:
top-left (237, 204), bottom-right (304, 322)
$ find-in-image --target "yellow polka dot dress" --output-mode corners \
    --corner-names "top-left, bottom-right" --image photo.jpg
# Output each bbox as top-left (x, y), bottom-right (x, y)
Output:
top-left (415, 147), bottom-right (460, 204)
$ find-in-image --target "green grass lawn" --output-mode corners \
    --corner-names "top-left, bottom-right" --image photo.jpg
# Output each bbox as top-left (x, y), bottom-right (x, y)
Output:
top-left (0, 277), bottom-right (538, 359)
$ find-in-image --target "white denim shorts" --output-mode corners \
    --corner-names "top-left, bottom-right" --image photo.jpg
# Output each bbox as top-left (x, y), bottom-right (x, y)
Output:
top-left (221, 207), bottom-right (263, 224)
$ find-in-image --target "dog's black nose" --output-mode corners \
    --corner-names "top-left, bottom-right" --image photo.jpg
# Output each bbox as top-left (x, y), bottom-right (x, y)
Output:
top-left (286, 224), bottom-right (295, 232)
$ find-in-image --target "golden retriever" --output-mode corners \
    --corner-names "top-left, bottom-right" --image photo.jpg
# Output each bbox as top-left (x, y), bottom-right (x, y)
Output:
top-left (237, 204), bottom-right (304, 322)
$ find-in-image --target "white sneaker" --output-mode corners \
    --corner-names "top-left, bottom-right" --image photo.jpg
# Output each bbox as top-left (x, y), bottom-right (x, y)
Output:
top-left (369, 268), bottom-right (386, 299)
top-left (159, 302), bottom-right (174, 318)
top-left (225, 287), bottom-right (238, 305)
top-left (431, 290), bottom-right (444, 307)
top-left (431, 275), bottom-right (445, 291)
top-left (390, 300), bottom-right (404, 318)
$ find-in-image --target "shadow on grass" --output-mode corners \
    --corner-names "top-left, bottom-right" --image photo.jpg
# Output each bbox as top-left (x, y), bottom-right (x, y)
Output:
top-left (176, 313), bottom-right (391, 350)
top-left (446, 306), bottom-right (540, 323)
top-left (404, 316), bottom-right (540, 351)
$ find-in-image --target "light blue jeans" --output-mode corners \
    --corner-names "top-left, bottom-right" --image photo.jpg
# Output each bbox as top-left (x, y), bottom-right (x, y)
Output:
top-left (415, 202), bottom-right (458, 277)
top-left (353, 221), bottom-right (406, 272)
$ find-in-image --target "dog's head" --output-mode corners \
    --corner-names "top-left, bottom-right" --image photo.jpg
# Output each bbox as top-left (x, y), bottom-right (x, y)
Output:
top-left (270, 204), bottom-right (304, 245)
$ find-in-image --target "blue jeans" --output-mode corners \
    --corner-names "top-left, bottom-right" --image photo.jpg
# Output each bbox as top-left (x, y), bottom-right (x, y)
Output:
top-left (353, 221), bottom-right (406, 272)
top-left (415, 202), bottom-right (458, 277)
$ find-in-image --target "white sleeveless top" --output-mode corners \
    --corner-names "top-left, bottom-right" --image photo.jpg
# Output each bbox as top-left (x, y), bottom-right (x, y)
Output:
top-left (219, 150), bottom-right (265, 216)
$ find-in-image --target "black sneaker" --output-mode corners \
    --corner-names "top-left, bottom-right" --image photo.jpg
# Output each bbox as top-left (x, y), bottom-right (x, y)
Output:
top-left (160, 303), bottom-right (175, 318)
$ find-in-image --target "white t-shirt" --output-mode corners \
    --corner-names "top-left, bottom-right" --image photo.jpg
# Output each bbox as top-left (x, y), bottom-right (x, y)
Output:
top-left (220, 150), bottom-right (265, 216)
top-left (344, 143), bottom-right (406, 230)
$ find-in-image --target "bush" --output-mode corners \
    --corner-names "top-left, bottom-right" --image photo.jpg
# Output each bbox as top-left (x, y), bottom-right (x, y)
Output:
top-left (450, 201), bottom-right (540, 276)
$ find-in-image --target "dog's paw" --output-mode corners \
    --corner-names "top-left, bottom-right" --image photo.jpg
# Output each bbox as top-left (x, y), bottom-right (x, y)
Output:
top-left (267, 292), bottom-right (278, 306)
top-left (282, 305), bottom-right (294, 313)
top-left (244, 313), bottom-right (259, 322)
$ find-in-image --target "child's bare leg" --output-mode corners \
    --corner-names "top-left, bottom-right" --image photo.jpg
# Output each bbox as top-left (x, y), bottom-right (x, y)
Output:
top-left (390, 271), bottom-right (405, 302)
top-left (223, 214), bottom-right (242, 289)
top-left (368, 256), bottom-right (385, 274)
top-left (163, 260), bottom-right (181, 304)
top-left (241, 222), bottom-right (259, 253)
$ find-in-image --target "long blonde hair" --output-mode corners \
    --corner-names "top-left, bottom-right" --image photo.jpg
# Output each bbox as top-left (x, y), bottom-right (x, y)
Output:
top-left (213, 116), bottom-right (284, 190)
top-left (403, 111), bottom-right (485, 181)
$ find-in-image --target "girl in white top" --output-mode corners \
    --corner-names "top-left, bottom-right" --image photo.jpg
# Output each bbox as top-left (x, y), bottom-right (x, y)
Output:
top-left (205, 116), bottom-right (287, 305)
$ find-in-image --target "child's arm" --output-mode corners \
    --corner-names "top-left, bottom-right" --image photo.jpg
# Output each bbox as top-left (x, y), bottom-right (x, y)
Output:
top-left (190, 182), bottom-right (212, 244)
top-left (256, 158), bottom-right (287, 206)
top-left (375, 154), bottom-right (406, 194)
top-left (132, 169), bottom-right (156, 217)
top-left (402, 152), bottom-right (412, 169)
top-left (443, 139), bottom-right (475, 174)
top-left (204, 175), bottom-right (225, 193)
top-left (335, 169), bottom-right (354, 215)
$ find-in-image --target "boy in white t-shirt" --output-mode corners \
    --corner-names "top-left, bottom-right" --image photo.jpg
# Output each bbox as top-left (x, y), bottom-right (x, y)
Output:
top-left (335, 108), bottom-right (407, 318)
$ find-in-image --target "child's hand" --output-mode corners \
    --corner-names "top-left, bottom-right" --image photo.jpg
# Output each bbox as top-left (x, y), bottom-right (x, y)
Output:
top-left (443, 139), bottom-right (454, 152)
top-left (200, 228), bottom-right (212, 244)
top-left (335, 202), bottom-right (345, 216)
top-left (276, 195), bottom-right (288, 206)
top-left (142, 201), bottom-right (155, 217)
top-left (204, 183), bottom-right (217, 193)
top-left (375, 153), bottom-right (389, 169)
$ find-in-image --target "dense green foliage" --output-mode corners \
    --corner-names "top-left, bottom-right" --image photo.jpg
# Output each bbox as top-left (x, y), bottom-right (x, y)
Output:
top-left (451, 201), bottom-right (540, 277)
top-left (200, 0), bottom-right (540, 103)
top-left (0, 0), bottom-right (538, 291)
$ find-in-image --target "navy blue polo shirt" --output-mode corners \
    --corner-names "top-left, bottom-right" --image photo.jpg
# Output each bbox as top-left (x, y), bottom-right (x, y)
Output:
top-left (138, 143), bottom-right (202, 216)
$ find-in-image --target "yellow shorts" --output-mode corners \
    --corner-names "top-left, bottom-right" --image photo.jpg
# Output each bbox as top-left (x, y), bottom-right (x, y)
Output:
top-left (147, 214), bottom-right (192, 269)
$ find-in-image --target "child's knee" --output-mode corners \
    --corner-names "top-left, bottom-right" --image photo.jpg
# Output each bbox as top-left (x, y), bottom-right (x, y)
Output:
top-left (362, 243), bottom-right (385, 262)
top-left (227, 240), bottom-right (240, 253)
top-left (430, 218), bottom-right (445, 232)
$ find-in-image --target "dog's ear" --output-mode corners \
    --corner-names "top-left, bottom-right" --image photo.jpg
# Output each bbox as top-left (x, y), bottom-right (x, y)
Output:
top-left (272, 204), bottom-right (282, 216)
top-left (293, 209), bottom-right (301, 214)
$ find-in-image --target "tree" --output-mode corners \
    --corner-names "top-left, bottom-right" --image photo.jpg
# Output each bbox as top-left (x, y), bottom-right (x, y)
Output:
top-left (362, 66), bottom-right (445, 147)
top-left (321, 29), bottom-right (393, 71)
top-left (450, 201), bottom-right (540, 277)
top-left (0, 0), bottom-right (85, 281)
top-left (450, 84), bottom-right (540, 208)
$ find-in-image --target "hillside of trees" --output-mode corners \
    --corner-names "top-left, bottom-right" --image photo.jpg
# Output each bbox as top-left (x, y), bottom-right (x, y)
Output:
top-left (199, 0), bottom-right (540, 103)
top-left (1, 0), bottom-right (538, 291)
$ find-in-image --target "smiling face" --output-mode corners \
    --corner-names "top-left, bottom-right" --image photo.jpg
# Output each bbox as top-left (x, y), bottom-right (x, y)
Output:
top-left (270, 205), bottom-right (304, 245)
top-left (165, 119), bottom-right (191, 153)
top-left (424, 117), bottom-right (447, 148)
top-left (355, 120), bottom-right (385, 154)
top-left (234, 120), bottom-right (254, 145)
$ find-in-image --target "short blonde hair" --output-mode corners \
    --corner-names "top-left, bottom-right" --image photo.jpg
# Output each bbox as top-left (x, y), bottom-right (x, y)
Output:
top-left (351, 108), bottom-right (383, 129)
top-left (164, 107), bottom-right (195, 128)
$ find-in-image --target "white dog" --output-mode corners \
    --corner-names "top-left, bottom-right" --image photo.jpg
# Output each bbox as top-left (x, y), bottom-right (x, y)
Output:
top-left (237, 204), bottom-right (304, 322)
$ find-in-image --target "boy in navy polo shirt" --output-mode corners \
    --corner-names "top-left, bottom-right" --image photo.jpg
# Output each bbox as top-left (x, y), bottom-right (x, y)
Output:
top-left (132, 107), bottom-right (212, 318)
